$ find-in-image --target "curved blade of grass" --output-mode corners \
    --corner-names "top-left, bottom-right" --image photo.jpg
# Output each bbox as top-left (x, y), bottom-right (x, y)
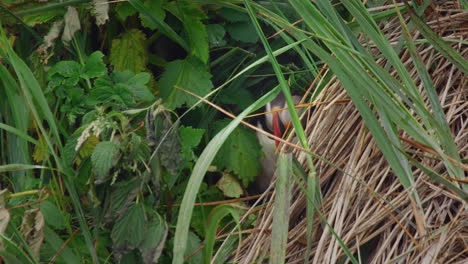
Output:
top-left (0, 164), bottom-right (47, 173)
top-left (204, 205), bottom-right (240, 264)
top-left (270, 153), bottom-right (292, 264)
top-left (243, 2), bottom-right (321, 263)
top-left (0, 123), bottom-right (39, 145)
top-left (129, 0), bottom-right (190, 52)
top-left (172, 88), bottom-right (280, 264)
top-left (0, 234), bottom-right (36, 264)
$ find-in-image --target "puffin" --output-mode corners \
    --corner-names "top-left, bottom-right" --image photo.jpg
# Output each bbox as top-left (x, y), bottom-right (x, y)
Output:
top-left (255, 94), bottom-right (302, 192)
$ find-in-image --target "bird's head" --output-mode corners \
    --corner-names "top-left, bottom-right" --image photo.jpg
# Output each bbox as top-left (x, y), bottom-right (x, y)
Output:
top-left (264, 94), bottom-right (301, 147)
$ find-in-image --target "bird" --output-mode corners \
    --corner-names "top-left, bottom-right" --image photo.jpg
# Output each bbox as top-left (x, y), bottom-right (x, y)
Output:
top-left (255, 93), bottom-right (302, 192)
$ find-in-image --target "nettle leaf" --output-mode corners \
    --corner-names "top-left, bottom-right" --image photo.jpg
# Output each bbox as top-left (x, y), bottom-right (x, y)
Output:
top-left (115, 2), bottom-right (137, 21)
top-left (107, 179), bottom-right (140, 221)
top-left (179, 126), bottom-right (205, 161)
top-left (125, 72), bottom-right (154, 101)
top-left (139, 0), bottom-right (165, 30)
top-left (185, 231), bottom-right (203, 264)
top-left (111, 204), bottom-right (146, 254)
top-left (81, 51), bottom-right (107, 79)
top-left (78, 134), bottom-right (100, 159)
top-left (110, 29), bottom-right (148, 73)
top-left (47, 60), bottom-right (82, 85)
top-left (226, 22), bottom-right (259, 43)
top-left (91, 141), bottom-right (120, 183)
top-left (139, 213), bottom-right (168, 264)
top-left (159, 57), bottom-right (213, 109)
top-left (166, 2), bottom-right (208, 63)
top-left (213, 119), bottom-right (261, 186)
top-left (206, 24), bottom-right (226, 47)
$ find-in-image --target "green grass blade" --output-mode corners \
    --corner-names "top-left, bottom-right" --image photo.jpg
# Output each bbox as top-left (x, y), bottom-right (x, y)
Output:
top-left (172, 88), bottom-right (280, 264)
top-left (204, 205), bottom-right (240, 264)
top-left (0, 164), bottom-right (47, 173)
top-left (270, 153), bottom-right (292, 264)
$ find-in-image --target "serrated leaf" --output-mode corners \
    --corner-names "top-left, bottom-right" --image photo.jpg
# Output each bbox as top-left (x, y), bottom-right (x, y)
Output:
top-left (81, 51), bottom-right (107, 79)
top-left (126, 72), bottom-right (154, 101)
top-left (179, 126), bottom-right (205, 161)
top-left (139, 213), bottom-right (168, 264)
top-left (227, 22), bottom-right (259, 43)
top-left (185, 231), bottom-right (203, 264)
top-left (213, 119), bottom-right (261, 186)
top-left (108, 179), bottom-right (140, 220)
top-left (110, 29), bottom-right (148, 73)
top-left (159, 57), bottom-right (213, 109)
top-left (111, 204), bottom-right (146, 252)
top-left (216, 172), bottom-right (244, 198)
top-left (79, 134), bottom-right (100, 159)
top-left (33, 135), bottom-right (48, 163)
top-left (115, 2), bottom-right (137, 21)
top-left (20, 208), bottom-right (44, 258)
top-left (91, 141), bottom-right (120, 183)
top-left (139, 0), bottom-right (165, 30)
top-left (47, 60), bottom-right (82, 82)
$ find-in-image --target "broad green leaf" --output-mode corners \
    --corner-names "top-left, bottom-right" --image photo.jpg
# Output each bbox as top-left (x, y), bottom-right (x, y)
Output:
top-left (43, 226), bottom-right (80, 264)
top-left (40, 200), bottom-right (67, 230)
top-left (91, 141), bottom-right (119, 183)
top-left (47, 60), bottom-right (82, 85)
top-left (115, 2), bottom-right (137, 21)
top-left (108, 179), bottom-right (141, 220)
top-left (126, 72), bottom-right (154, 101)
top-left (219, 8), bottom-right (249, 22)
top-left (111, 204), bottom-right (146, 251)
top-left (185, 232), bottom-right (203, 264)
top-left (213, 119), bottom-right (261, 187)
top-left (226, 22), bottom-right (259, 43)
top-left (139, 213), bottom-right (168, 264)
top-left (81, 51), bottom-right (107, 79)
top-left (110, 29), bottom-right (148, 73)
top-left (166, 2), bottom-right (209, 63)
top-left (179, 126), bottom-right (205, 161)
top-left (216, 172), bottom-right (244, 198)
top-left (159, 57), bottom-right (213, 109)
top-left (139, 0), bottom-right (165, 30)
top-left (206, 24), bottom-right (226, 47)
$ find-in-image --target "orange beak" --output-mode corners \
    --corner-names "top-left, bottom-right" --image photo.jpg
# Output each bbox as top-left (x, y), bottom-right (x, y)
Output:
top-left (273, 112), bottom-right (281, 147)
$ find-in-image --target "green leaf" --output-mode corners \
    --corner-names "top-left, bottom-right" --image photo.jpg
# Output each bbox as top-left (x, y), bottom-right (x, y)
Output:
top-left (81, 51), bottom-right (107, 79)
top-left (47, 60), bottom-right (82, 85)
top-left (139, 0), bottom-right (165, 30)
top-left (159, 57), bottom-right (213, 109)
top-left (206, 24), bottom-right (226, 47)
top-left (110, 29), bottom-right (148, 73)
top-left (213, 119), bottom-right (261, 186)
top-left (216, 172), bottom-right (244, 198)
top-left (219, 8), bottom-right (249, 22)
top-left (91, 141), bottom-right (119, 183)
top-left (139, 213), bottom-right (168, 264)
top-left (111, 204), bottom-right (146, 252)
top-left (226, 22), bottom-right (259, 43)
top-left (166, 2), bottom-right (209, 63)
top-left (40, 200), bottom-right (67, 230)
top-left (185, 232), bottom-right (203, 264)
top-left (126, 72), bottom-right (154, 101)
top-left (179, 126), bottom-right (205, 161)
top-left (115, 2), bottom-right (137, 21)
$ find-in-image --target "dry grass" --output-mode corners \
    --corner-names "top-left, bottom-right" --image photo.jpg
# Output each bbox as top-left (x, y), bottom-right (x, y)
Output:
top-left (225, 2), bottom-right (467, 263)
